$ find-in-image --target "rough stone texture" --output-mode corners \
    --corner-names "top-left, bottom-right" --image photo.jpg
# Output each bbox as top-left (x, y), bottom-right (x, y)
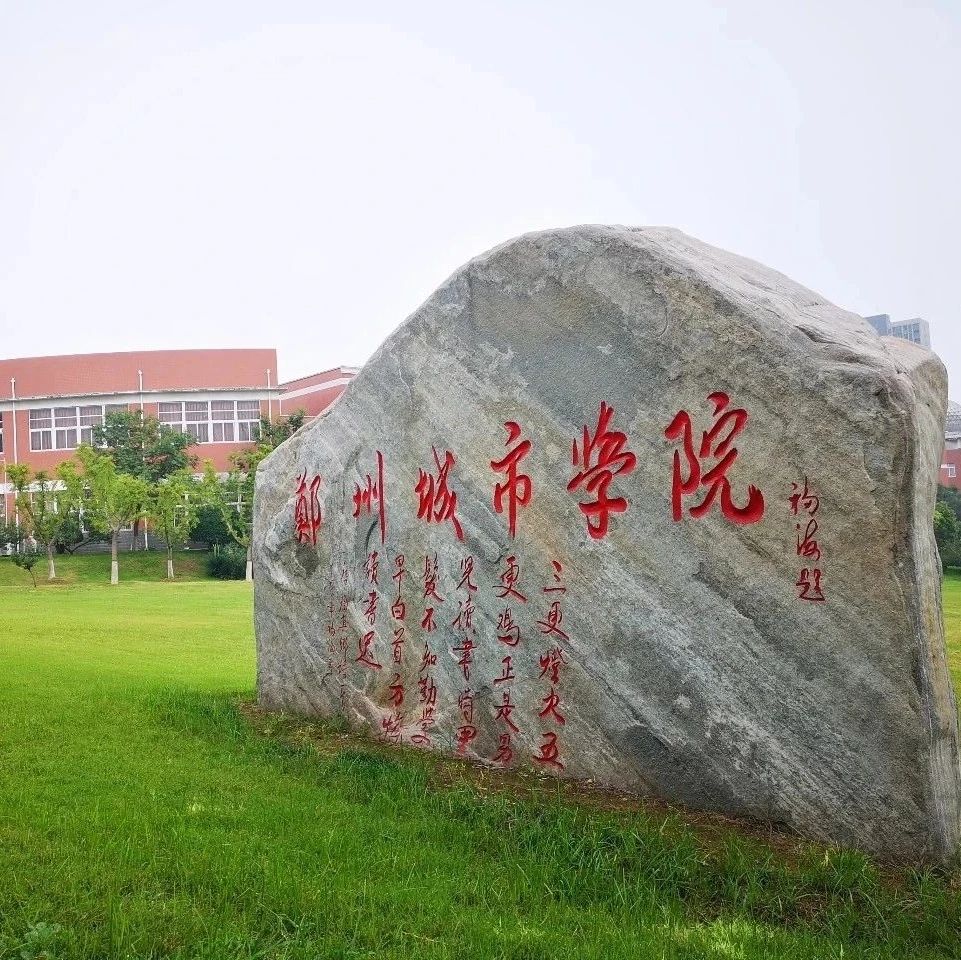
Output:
top-left (254, 225), bottom-right (961, 864)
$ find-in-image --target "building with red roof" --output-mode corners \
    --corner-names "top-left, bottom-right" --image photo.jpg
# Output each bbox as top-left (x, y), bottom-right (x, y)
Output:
top-left (0, 348), bottom-right (356, 523)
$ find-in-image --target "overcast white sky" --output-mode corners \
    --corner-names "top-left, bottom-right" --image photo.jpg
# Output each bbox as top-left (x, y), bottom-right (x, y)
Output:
top-left (1, 1), bottom-right (959, 393)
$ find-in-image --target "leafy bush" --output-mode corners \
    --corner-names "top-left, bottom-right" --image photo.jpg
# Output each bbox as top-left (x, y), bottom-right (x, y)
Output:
top-left (54, 508), bottom-right (108, 554)
top-left (190, 505), bottom-right (234, 548)
top-left (0, 519), bottom-right (21, 553)
top-left (205, 545), bottom-right (248, 580)
top-left (11, 549), bottom-right (41, 586)
top-left (936, 485), bottom-right (961, 571)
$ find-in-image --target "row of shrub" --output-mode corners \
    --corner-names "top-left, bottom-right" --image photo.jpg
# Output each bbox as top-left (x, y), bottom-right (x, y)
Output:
top-left (205, 545), bottom-right (249, 580)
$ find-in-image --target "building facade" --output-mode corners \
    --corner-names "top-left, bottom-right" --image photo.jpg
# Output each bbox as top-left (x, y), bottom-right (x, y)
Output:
top-left (941, 402), bottom-right (961, 491)
top-left (0, 348), bottom-right (355, 522)
top-left (866, 313), bottom-right (932, 349)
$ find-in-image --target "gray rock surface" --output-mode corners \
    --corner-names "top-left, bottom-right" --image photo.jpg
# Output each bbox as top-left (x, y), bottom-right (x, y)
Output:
top-left (254, 225), bottom-right (961, 864)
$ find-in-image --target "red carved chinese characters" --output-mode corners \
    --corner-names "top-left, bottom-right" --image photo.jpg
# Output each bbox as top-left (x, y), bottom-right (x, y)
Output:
top-left (456, 690), bottom-right (478, 755)
top-left (491, 421), bottom-right (533, 538)
top-left (356, 631), bottom-right (382, 670)
top-left (496, 608), bottom-right (520, 647)
top-left (335, 565), bottom-right (350, 708)
top-left (322, 564), bottom-right (349, 709)
top-left (664, 392), bottom-right (764, 525)
top-left (491, 553), bottom-right (528, 766)
top-left (790, 477), bottom-right (825, 602)
top-left (533, 560), bottom-right (568, 771)
top-left (496, 555), bottom-right (527, 603)
top-left (533, 731), bottom-right (564, 771)
top-left (356, 550), bottom-right (383, 670)
top-left (382, 553), bottom-right (408, 741)
top-left (421, 553), bottom-right (442, 634)
top-left (568, 402), bottom-right (637, 539)
top-left (412, 553), bottom-right (444, 747)
top-left (451, 555), bottom-right (478, 756)
top-left (294, 470), bottom-right (322, 545)
top-left (415, 447), bottom-right (464, 541)
top-left (353, 450), bottom-right (387, 545)
top-left (391, 555), bottom-right (407, 664)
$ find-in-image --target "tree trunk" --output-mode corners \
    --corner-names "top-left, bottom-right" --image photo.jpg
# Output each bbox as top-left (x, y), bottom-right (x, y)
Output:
top-left (246, 544), bottom-right (253, 582)
top-left (47, 542), bottom-right (56, 581)
top-left (130, 518), bottom-right (139, 551)
top-left (167, 545), bottom-right (174, 580)
top-left (111, 530), bottom-right (119, 585)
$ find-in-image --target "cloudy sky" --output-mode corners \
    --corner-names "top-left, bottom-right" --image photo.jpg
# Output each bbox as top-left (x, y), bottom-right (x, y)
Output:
top-left (1, 1), bottom-right (958, 392)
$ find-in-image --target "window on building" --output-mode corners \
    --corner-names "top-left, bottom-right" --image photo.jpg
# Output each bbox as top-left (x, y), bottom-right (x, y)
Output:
top-left (943, 464), bottom-right (957, 478)
top-left (184, 401), bottom-right (209, 443)
top-left (237, 400), bottom-right (261, 442)
top-left (211, 400), bottom-right (235, 442)
top-left (54, 407), bottom-right (78, 450)
top-left (30, 408), bottom-right (53, 451)
top-left (79, 405), bottom-right (103, 445)
top-left (156, 398), bottom-right (262, 444)
top-left (158, 402), bottom-right (183, 431)
top-left (29, 403), bottom-right (134, 451)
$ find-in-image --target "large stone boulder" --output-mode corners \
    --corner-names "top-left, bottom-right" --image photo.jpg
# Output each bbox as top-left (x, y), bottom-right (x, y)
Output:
top-left (254, 225), bottom-right (961, 864)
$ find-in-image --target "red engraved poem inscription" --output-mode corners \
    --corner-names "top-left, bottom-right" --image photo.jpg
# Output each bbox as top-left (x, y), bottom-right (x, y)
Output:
top-left (491, 421), bottom-right (533, 538)
top-left (294, 470), bottom-right (322, 545)
top-left (567, 401), bottom-right (637, 539)
top-left (663, 392), bottom-right (765, 524)
top-left (415, 447), bottom-right (464, 541)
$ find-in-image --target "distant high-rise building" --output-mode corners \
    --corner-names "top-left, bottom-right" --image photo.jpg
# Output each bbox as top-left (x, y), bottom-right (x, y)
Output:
top-left (865, 313), bottom-right (931, 349)
top-left (892, 317), bottom-right (931, 348)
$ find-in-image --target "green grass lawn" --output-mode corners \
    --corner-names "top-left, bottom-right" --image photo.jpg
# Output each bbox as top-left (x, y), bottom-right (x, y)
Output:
top-left (0, 572), bottom-right (959, 959)
top-left (0, 549), bottom-right (210, 586)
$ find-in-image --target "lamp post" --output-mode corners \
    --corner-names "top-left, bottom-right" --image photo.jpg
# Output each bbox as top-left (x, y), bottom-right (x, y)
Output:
top-left (0, 456), bottom-right (7, 526)
top-left (138, 368), bottom-right (147, 548)
top-left (10, 377), bottom-right (18, 466)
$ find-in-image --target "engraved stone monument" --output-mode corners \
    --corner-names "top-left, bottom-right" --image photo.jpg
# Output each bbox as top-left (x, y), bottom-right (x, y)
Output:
top-left (254, 226), bottom-right (961, 863)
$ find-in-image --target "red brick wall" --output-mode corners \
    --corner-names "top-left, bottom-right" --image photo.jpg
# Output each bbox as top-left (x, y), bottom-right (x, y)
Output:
top-left (0, 353), bottom-right (356, 527)
top-left (0, 349), bottom-right (282, 525)
top-left (279, 367), bottom-right (355, 418)
top-left (2, 401), bottom-right (268, 473)
top-left (940, 448), bottom-right (961, 491)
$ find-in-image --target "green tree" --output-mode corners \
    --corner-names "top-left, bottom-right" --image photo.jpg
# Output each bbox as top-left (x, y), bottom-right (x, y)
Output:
top-left (256, 410), bottom-right (305, 450)
top-left (145, 472), bottom-right (200, 579)
top-left (201, 456), bottom-right (257, 582)
top-left (936, 484), bottom-right (961, 571)
top-left (59, 447), bottom-right (149, 585)
top-left (93, 410), bottom-right (196, 549)
top-left (0, 516), bottom-right (23, 553)
top-left (188, 504), bottom-right (233, 548)
top-left (52, 507), bottom-right (108, 555)
top-left (7, 464), bottom-right (71, 581)
top-left (11, 547), bottom-right (40, 587)
top-left (198, 410), bottom-right (303, 582)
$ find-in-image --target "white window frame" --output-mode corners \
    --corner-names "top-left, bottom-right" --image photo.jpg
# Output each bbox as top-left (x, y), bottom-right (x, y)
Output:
top-left (157, 399), bottom-right (261, 444)
top-left (29, 403), bottom-right (130, 452)
top-left (29, 407), bottom-right (53, 451)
